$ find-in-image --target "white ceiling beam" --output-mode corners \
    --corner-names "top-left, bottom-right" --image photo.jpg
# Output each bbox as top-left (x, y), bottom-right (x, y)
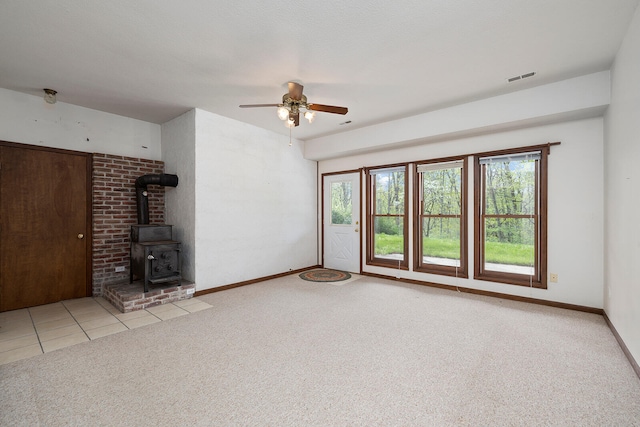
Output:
top-left (304, 71), bottom-right (610, 161)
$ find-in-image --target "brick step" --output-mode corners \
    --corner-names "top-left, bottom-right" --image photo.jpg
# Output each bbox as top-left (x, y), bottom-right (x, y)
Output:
top-left (103, 280), bottom-right (195, 313)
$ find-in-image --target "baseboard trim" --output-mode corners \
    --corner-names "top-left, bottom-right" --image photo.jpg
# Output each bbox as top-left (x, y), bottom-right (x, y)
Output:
top-left (603, 311), bottom-right (640, 380)
top-left (360, 272), bottom-right (603, 315)
top-left (194, 265), bottom-right (321, 297)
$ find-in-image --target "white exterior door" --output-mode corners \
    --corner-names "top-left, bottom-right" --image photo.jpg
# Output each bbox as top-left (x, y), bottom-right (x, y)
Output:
top-left (323, 172), bottom-right (361, 273)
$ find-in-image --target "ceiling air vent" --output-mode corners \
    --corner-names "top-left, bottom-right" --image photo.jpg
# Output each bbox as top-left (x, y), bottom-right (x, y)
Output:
top-left (507, 71), bottom-right (536, 83)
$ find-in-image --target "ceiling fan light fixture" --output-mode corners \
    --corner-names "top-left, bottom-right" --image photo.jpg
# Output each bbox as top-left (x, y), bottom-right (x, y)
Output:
top-left (304, 111), bottom-right (316, 123)
top-left (277, 106), bottom-right (289, 120)
top-left (240, 81), bottom-right (348, 129)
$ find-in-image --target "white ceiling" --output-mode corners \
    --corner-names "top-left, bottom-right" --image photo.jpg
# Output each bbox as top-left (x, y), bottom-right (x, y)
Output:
top-left (1, 0), bottom-right (638, 141)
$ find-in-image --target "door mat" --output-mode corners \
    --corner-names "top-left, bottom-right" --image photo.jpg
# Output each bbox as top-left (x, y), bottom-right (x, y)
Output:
top-left (299, 269), bottom-right (351, 282)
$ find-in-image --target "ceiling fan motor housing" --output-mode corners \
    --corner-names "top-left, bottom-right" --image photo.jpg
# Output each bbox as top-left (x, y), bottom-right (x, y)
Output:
top-left (283, 93), bottom-right (307, 113)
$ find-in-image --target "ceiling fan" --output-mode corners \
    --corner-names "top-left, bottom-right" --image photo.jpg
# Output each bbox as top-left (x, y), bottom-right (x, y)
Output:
top-left (239, 82), bottom-right (348, 127)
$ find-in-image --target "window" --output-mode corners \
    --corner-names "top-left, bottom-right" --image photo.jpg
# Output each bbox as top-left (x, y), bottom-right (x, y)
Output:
top-left (366, 165), bottom-right (408, 268)
top-left (474, 148), bottom-right (548, 288)
top-left (330, 181), bottom-right (352, 225)
top-left (414, 158), bottom-right (467, 277)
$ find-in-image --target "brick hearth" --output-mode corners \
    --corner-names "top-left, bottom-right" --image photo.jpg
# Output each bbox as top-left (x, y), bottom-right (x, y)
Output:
top-left (104, 281), bottom-right (196, 313)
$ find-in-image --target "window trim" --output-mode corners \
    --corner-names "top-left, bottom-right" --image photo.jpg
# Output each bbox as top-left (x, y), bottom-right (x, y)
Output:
top-left (473, 146), bottom-right (548, 289)
top-left (413, 156), bottom-right (468, 278)
top-left (366, 163), bottom-right (409, 269)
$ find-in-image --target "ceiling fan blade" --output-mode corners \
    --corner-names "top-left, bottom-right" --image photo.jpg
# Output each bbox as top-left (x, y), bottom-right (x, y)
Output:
top-left (289, 112), bottom-right (300, 127)
top-left (307, 104), bottom-right (348, 115)
top-left (239, 104), bottom-right (282, 108)
top-left (288, 82), bottom-right (304, 101)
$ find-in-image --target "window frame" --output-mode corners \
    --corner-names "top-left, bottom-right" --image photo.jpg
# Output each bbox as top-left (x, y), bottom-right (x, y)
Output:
top-left (473, 146), bottom-right (548, 289)
top-left (413, 156), bottom-right (468, 278)
top-left (366, 164), bottom-right (409, 269)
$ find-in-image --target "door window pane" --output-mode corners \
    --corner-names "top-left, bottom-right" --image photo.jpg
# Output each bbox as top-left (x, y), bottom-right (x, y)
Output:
top-left (331, 181), bottom-right (352, 225)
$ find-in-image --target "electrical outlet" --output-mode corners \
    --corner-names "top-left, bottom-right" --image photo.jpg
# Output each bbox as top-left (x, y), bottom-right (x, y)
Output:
top-left (115, 266), bottom-right (125, 273)
top-left (549, 273), bottom-right (558, 283)
top-left (186, 288), bottom-right (195, 295)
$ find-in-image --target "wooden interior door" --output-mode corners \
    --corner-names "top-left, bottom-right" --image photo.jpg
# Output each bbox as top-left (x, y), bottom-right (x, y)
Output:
top-left (0, 142), bottom-right (91, 312)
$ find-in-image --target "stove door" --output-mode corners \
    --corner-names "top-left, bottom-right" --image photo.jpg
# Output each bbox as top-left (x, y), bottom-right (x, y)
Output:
top-left (147, 243), bottom-right (181, 284)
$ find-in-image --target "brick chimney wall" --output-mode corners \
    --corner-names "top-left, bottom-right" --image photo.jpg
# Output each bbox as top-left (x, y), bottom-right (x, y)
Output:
top-left (92, 153), bottom-right (166, 296)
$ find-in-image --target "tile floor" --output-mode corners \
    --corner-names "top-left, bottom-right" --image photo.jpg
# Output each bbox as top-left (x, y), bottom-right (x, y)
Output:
top-left (0, 296), bottom-right (212, 365)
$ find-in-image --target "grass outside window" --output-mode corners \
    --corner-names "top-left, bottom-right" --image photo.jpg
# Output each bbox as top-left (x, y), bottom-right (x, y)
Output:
top-left (377, 233), bottom-right (533, 266)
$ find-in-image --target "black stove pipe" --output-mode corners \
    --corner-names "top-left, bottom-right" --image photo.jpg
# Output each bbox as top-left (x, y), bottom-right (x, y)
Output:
top-left (135, 174), bottom-right (179, 224)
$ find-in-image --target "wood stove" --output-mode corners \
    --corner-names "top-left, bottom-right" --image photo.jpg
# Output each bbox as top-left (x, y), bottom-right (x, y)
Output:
top-left (129, 173), bottom-right (181, 292)
top-left (130, 225), bottom-right (181, 292)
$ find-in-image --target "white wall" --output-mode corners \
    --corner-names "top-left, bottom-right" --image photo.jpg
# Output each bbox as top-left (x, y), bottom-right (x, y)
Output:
top-left (161, 110), bottom-right (197, 282)
top-left (1, 88), bottom-right (319, 291)
top-left (193, 109), bottom-right (318, 290)
top-left (319, 118), bottom-right (604, 309)
top-left (604, 4), bottom-right (640, 365)
top-left (0, 88), bottom-right (161, 159)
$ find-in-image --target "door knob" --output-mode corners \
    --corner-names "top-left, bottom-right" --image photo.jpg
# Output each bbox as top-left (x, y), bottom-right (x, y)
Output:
top-left (355, 228), bottom-right (359, 232)
top-left (77, 233), bottom-right (84, 239)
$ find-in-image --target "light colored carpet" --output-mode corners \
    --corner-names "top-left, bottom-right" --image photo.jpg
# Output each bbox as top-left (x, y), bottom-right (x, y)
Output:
top-left (1, 274), bottom-right (639, 426)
